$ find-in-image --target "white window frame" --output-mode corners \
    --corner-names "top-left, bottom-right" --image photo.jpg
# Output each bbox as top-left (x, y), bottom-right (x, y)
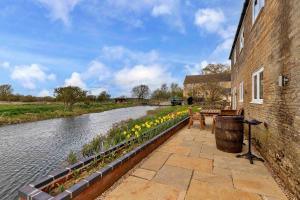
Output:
top-left (239, 81), bottom-right (244, 102)
top-left (252, 0), bottom-right (265, 24)
top-left (233, 49), bottom-right (236, 65)
top-left (251, 67), bottom-right (264, 104)
top-left (240, 27), bottom-right (244, 52)
top-left (232, 87), bottom-right (237, 110)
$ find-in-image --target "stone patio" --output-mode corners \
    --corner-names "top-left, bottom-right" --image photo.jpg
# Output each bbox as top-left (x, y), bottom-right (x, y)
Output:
top-left (99, 118), bottom-right (288, 200)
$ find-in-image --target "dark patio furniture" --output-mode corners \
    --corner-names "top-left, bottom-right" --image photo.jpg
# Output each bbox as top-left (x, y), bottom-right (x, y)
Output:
top-left (236, 119), bottom-right (264, 164)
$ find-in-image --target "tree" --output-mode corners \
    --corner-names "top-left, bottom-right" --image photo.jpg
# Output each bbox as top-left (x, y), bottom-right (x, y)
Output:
top-left (151, 84), bottom-right (171, 100)
top-left (132, 85), bottom-right (150, 99)
top-left (198, 82), bottom-right (227, 102)
top-left (202, 64), bottom-right (230, 75)
top-left (0, 84), bottom-right (13, 101)
top-left (54, 86), bottom-right (87, 110)
top-left (170, 83), bottom-right (183, 98)
top-left (97, 91), bottom-right (111, 102)
top-left (199, 63), bottom-right (230, 102)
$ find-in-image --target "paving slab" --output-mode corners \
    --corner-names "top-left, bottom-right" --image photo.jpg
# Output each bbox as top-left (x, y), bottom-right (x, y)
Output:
top-left (185, 179), bottom-right (262, 200)
top-left (141, 151), bottom-right (170, 171)
top-left (214, 155), bottom-right (271, 176)
top-left (158, 145), bottom-right (191, 156)
top-left (105, 176), bottom-right (182, 200)
top-left (99, 123), bottom-right (288, 200)
top-left (166, 154), bottom-right (213, 173)
top-left (131, 168), bottom-right (156, 180)
top-left (232, 171), bottom-right (287, 199)
top-left (192, 171), bottom-right (234, 189)
top-left (153, 165), bottom-right (192, 190)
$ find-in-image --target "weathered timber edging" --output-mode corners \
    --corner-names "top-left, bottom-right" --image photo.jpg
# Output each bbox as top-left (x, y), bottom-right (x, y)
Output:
top-left (18, 117), bottom-right (189, 200)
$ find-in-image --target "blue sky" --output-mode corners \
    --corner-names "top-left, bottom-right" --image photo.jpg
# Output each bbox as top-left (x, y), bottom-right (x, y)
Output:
top-left (0, 0), bottom-right (243, 97)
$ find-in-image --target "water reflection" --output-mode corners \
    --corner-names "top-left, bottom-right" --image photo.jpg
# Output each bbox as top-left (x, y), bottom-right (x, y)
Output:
top-left (0, 106), bottom-right (156, 200)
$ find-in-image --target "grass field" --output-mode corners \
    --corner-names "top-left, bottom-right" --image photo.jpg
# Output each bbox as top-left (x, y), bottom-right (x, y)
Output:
top-left (0, 102), bottom-right (140, 126)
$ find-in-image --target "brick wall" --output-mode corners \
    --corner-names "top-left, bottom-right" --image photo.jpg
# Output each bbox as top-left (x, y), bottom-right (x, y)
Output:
top-left (231, 0), bottom-right (300, 197)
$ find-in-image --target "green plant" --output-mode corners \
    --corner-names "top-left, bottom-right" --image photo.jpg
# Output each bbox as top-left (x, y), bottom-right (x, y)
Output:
top-left (67, 151), bottom-right (78, 165)
top-left (56, 183), bottom-right (65, 193)
top-left (72, 169), bottom-right (80, 179)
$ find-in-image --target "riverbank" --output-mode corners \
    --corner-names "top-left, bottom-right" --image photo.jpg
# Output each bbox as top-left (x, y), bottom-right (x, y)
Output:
top-left (0, 102), bottom-right (141, 126)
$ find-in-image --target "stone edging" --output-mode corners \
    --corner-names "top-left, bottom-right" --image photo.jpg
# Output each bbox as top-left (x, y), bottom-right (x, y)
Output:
top-left (18, 117), bottom-right (189, 200)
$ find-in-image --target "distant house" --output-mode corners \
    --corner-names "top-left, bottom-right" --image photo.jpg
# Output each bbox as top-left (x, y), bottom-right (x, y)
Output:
top-left (183, 73), bottom-right (231, 101)
top-left (229, 0), bottom-right (300, 197)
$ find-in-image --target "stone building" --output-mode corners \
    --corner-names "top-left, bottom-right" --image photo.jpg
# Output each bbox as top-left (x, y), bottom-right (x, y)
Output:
top-left (183, 73), bottom-right (231, 101)
top-left (229, 0), bottom-right (300, 197)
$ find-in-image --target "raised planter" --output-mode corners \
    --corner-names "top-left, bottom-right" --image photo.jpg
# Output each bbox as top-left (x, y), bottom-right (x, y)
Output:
top-left (215, 115), bottom-right (244, 153)
top-left (19, 117), bottom-right (189, 200)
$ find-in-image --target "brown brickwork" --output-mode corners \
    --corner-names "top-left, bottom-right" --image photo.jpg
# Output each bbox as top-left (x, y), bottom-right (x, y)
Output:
top-left (230, 0), bottom-right (300, 198)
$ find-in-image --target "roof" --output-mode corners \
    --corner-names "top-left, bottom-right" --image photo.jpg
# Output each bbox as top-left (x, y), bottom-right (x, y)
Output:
top-left (229, 0), bottom-right (250, 59)
top-left (183, 73), bottom-right (231, 85)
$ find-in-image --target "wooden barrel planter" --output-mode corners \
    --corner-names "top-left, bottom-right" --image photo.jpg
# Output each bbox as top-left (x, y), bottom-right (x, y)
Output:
top-left (215, 115), bottom-right (244, 153)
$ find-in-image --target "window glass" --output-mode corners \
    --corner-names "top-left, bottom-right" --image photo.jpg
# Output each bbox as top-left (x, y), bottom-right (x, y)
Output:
top-left (259, 71), bottom-right (263, 99)
top-left (254, 75), bottom-right (257, 99)
top-left (239, 82), bottom-right (243, 101)
top-left (240, 28), bottom-right (244, 51)
top-left (253, 0), bottom-right (264, 23)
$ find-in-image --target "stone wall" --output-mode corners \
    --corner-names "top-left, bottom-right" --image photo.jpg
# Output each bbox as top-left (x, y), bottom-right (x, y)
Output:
top-left (231, 0), bottom-right (300, 197)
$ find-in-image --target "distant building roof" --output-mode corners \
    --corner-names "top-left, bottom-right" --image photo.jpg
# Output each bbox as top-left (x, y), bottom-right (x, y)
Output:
top-left (184, 73), bottom-right (231, 85)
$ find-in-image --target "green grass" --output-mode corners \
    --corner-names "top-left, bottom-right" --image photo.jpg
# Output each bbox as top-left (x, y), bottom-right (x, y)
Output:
top-left (0, 102), bottom-right (140, 125)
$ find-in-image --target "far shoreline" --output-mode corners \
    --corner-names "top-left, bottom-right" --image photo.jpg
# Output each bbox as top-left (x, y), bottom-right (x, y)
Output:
top-left (0, 102), bottom-right (150, 126)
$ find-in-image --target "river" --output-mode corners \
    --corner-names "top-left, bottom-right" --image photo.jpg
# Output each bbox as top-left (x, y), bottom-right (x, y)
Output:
top-left (0, 106), bottom-right (156, 200)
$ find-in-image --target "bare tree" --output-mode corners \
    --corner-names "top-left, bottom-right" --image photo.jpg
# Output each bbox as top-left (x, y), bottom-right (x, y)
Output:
top-left (170, 83), bottom-right (183, 97)
top-left (0, 84), bottom-right (13, 101)
top-left (132, 85), bottom-right (150, 99)
top-left (202, 64), bottom-right (230, 75)
top-left (199, 63), bottom-right (230, 102)
top-left (198, 82), bottom-right (227, 102)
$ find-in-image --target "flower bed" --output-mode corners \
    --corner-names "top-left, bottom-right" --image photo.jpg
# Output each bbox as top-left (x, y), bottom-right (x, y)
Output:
top-left (19, 108), bottom-right (189, 200)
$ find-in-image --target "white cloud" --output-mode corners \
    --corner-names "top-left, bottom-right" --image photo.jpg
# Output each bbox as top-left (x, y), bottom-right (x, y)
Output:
top-left (64, 72), bottom-right (86, 88)
top-left (37, 0), bottom-right (81, 26)
top-left (184, 60), bottom-right (208, 75)
top-left (96, 0), bottom-right (185, 33)
top-left (38, 89), bottom-right (51, 97)
top-left (83, 61), bottom-right (110, 81)
top-left (11, 64), bottom-right (56, 89)
top-left (213, 38), bottom-right (234, 54)
top-left (194, 8), bottom-right (225, 33)
top-left (89, 87), bottom-right (107, 96)
top-left (194, 8), bottom-right (235, 62)
top-left (114, 64), bottom-right (175, 93)
top-left (1, 61), bottom-right (10, 69)
top-left (152, 4), bottom-right (172, 17)
top-left (218, 25), bottom-right (236, 39)
top-left (101, 46), bottom-right (160, 65)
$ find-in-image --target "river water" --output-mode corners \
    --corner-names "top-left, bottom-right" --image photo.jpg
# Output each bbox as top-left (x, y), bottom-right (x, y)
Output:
top-left (0, 106), bottom-right (156, 200)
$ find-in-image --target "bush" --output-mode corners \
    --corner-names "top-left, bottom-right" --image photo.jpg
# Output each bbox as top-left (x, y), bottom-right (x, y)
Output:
top-left (67, 151), bottom-right (78, 165)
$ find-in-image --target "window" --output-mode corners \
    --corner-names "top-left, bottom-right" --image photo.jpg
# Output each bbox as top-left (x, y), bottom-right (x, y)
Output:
top-left (232, 87), bottom-right (237, 110)
top-left (240, 27), bottom-right (244, 52)
top-left (239, 81), bottom-right (244, 102)
top-left (233, 49), bottom-right (236, 65)
top-left (253, 0), bottom-right (265, 23)
top-left (252, 67), bottom-right (264, 104)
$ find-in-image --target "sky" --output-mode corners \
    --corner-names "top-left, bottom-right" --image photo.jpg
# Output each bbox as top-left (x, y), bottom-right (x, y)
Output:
top-left (0, 0), bottom-right (243, 97)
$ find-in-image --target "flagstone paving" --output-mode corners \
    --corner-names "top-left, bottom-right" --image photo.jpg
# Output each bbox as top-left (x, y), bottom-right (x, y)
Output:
top-left (100, 118), bottom-right (288, 200)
